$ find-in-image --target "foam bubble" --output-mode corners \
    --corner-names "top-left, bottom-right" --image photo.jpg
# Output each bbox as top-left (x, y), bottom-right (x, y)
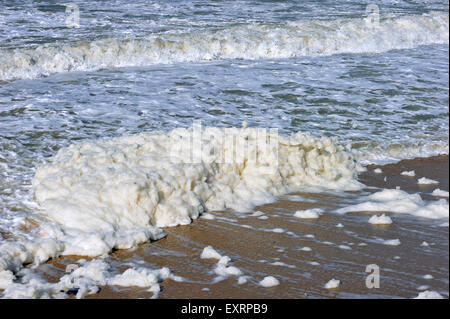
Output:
top-left (237, 276), bottom-right (248, 285)
top-left (414, 290), bottom-right (444, 299)
top-left (368, 214), bottom-right (393, 225)
top-left (109, 267), bottom-right (171, 288)
top-left (201, 246), bottom-right (222, 260)
top-left (324, 279), bottom-right (340, 289)
top-left (294, 208), bottom-right (323, 219)
top-left (431, 189), bottom-right (449, 198)
top-left (401, 170), bottom-right (416, 177)
top-left (259, 276), bottom-right (280, 288)
top-left (417, 177), bottom-right (439, 185)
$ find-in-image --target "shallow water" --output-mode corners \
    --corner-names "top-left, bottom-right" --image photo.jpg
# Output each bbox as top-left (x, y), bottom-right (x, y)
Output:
top-left (0, 0), bottom-right (448, 299)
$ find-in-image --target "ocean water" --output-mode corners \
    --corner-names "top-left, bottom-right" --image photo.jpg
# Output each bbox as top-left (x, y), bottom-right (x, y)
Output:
top-left (0, 1), bottom-right (448, 298)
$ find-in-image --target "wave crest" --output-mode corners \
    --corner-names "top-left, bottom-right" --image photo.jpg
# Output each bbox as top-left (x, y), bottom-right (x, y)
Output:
top-left (1, 12), bottom-right (448, 81)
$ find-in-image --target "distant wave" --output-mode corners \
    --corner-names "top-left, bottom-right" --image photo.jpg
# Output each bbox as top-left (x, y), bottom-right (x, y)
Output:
top-left (0, 12), bottom-right (448, 81)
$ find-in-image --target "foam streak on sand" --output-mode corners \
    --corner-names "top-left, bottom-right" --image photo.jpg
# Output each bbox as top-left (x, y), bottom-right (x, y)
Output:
top-left (336, 188), bottom-right (449, 219)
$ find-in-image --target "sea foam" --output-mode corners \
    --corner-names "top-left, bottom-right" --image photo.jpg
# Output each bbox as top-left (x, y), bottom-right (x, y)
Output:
top-left (32, 125), bottom-right (362, 258)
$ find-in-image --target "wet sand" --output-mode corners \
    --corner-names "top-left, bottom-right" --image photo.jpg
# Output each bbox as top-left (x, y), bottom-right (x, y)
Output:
top-left (18, 155), bottom-right (450, 298)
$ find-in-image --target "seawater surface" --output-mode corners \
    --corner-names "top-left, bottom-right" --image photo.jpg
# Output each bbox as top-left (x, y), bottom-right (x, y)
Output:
top-left (0, 0), bottom-right (448, 299)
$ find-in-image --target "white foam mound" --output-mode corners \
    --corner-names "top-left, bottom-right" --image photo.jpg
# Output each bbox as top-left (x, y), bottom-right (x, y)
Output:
top-left (214, 256), bottom-right (243, 278)
top-left (414, 290), bottom-right (444, 299)
top-left (32, 125), bottom-right (362, 257)
top-left (336, 189), bottom-right (449, 219)
top-left (324, 279), bottom-right (340, 289)
top-left (108, 267), bottom-right (170, 289)
top-left (201, 251), bottom-right (243, 280)
top-left (368, 214), bottom-right (393, 225)
top-left (1, 12), bottom-right (448, 81)
top-left (401, 170), bottom-right (416, 177)
top-left (201, 246), bottom-right (222, 260)
top-left (294, 208), bottom-right (323, 219)
top-left (417, 177), bottom-right (439, 185)
top-left (259, 276), bottom-right (280, 288)
top-left (431, 189), bottom-right (449, 198)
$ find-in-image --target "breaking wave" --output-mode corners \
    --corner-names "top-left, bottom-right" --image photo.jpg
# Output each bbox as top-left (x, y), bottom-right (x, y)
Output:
top-left (0, 12), bottom-right (448, 81)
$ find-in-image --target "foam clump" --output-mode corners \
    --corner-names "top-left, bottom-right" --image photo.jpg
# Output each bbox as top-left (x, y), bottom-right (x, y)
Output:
top-left (0, 258), bottom-right (174, 299)
top-left (201, 246), bottom-right (222, 260)
top-left (431, 189), bottom-right (449, 198)
top-left (294, 208), bottom-right (323, 219)
top-left (237, 276), bottom-right (248, 285)
top-left (108, 267), bottom-right (171, 293)
top-left (199, 247), bottom-right (243, 279)
top-left (1, 259), bottom-right (111, 299)
top-left (213, 256), bottom-right (243, 279)
top-left (401, 170), bottom-right (416, 177)
top-left (414, 290), bottom-right (444, 299)
top-left (382, 239), bottom-right (401, 246)
top-left (417, 177), bottom-right (439, 185)
top-left (259, 276), bottom-right (280, 287)
top-left (0, 239), bottom-right (64, 273)
top-left (324, 279), bottom-right (340, 289)
top-left (368, 214), bottom-right (393, 225)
